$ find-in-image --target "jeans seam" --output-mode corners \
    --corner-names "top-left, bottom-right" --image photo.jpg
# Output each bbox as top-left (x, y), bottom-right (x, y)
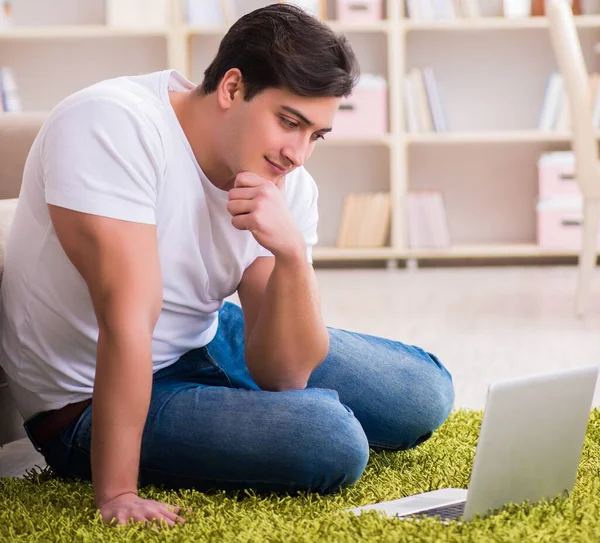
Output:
top-left (144, 386), bottom-right (190, 431)
top-left (202, 347), bottom-right (234, 388)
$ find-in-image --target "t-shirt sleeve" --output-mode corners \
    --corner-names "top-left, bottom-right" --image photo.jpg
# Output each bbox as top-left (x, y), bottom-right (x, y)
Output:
top-left (42, 97), bottom-right (163, 225)
top-left (256, 167), bottom-right (319, 263)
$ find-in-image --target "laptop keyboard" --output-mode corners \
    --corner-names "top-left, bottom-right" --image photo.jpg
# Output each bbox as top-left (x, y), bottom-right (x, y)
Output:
top-left (409, 501), bottom-right (466, 520)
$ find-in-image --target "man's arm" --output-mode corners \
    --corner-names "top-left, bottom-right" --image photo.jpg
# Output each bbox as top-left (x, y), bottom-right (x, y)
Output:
top-left (48, 205), bottom-right (184, 527)
top-left (231, 174), bottom-right (329, 391)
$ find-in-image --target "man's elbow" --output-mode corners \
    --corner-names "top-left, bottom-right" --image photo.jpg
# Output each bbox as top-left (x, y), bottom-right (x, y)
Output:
top-left (251, 347), bottom-right (329, 392)
top-left (258, 377), bottom-right (308, 392)
top-left (248, 360), bottom-right (310, 391)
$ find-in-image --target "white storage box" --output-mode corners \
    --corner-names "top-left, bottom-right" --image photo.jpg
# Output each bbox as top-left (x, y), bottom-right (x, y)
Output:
top-left (336, 0), bottom-right (383, 22)
top-left (537, 152), bottom-right (579, 201)
top-left (536, 197), bottom-right (600, 250)
top-left (332, 74), bottom-right (387, 138)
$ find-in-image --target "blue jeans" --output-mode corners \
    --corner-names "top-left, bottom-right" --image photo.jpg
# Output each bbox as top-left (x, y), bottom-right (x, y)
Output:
top-left (25, 302), bottom-right (454, 494)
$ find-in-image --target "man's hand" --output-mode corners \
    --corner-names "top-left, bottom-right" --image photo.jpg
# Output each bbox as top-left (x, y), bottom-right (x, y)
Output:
top-left (99, 492), bottom-right (186, 527)
top-left (227, 172), bottom-right (305, 261)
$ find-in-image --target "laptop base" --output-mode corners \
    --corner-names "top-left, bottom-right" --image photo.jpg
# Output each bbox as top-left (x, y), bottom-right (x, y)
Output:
top-left (347, 488), bottom-right (468, 520)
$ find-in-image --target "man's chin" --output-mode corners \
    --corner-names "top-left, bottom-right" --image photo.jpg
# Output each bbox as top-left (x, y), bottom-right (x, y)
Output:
top-left (262, 168), bottom-right (284, 183)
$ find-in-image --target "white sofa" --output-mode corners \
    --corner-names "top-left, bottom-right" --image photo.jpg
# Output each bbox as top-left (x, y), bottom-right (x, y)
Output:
top-left (0, 113), bottom-right (46, 446)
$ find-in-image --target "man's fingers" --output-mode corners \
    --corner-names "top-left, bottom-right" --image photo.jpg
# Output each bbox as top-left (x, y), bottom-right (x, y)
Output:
top-left (227, 199), bottom-right (254, 216)
top-left (159, 506), bottom-right (184, 524)
top-left (231, 214), bottom-right (253, 232)
top-left (103, 499), bottom-right (187, 529)
top-left (228, 186), bottom-right (261, 201)
top-left (234, 172), bottom-right (266, 188)
top-left (163, 503), bottom-right (180, 514)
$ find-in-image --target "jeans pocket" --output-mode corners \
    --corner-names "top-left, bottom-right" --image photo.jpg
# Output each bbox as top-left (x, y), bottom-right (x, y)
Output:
top-left (46, 405), bottom-right (94, 481)
top-left (68, 404), bottom-right (93, 453)
top-left (200, 347), bottom-right (233, 388)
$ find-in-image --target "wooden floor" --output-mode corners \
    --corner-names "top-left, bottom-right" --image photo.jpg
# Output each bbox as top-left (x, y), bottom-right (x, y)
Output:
top-left (2, 265), bottom-right (599, 478)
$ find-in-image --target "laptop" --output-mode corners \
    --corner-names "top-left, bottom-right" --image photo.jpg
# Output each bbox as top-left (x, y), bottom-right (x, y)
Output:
top-left (348, 365), bottom-right (599, 522)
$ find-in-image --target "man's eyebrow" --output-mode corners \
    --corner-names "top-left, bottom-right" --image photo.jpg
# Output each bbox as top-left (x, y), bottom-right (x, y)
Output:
top-left (281, 106), bottom-right (332, 132)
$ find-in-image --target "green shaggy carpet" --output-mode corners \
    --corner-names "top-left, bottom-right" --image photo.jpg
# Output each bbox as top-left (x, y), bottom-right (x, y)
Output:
top-left (2, 409), bottom-right (600, 542)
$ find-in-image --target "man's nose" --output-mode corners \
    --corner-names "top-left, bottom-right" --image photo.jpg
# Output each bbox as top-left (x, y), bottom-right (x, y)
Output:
top-left (282, 138), bottom-right (310, 168)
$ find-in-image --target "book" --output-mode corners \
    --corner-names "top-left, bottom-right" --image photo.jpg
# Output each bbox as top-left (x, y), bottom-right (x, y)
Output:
top-left (409, 68), bottom-right (434, 132)
top-left (403, 75), bottom-right (419, 133)
top-left (0, 1), bottom-right (13, 29)
top-left (404, 67), bottom-right (447, 133)
top-left (532, 0), bottom-right (582, 16)
top-left (538, 72), bottom-right (563, 130)
top-left (406, 191), bottom-right (451, 249)
top-left (431, 0), bottom-right (456, 20)
top-left (591, 73), bottom-right (600, 128)
top-left (372, 192), bottom-right (392, 247)
top-left (540, 71), bottom-right (600, 131)
top-left (281, 0), bottom-right (324, 19)
top-left (0, 68), bottom-right (21, 113)
top-left (420, 0), bottom-right (435, 21)
top-left (336, 192), bottom-right (391, 248)
top-left (422, 66), bottom-right (448, 132)
top-left (460, 0), bottom-right (481, 18)
top-left (0, 70), bottom-right (5, 112)
top-left (220, 0), bottom-right (236, 24)
top-left (406, 0), bottom-right (421, 20)
top-left (106, 0), bottom-right (169, 27)
top-left (187, 0), bottom-right (227, 26)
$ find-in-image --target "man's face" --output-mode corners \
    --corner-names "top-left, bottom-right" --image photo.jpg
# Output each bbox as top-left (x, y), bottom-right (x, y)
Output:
top-left (221, 86), bottom-right (340, 182)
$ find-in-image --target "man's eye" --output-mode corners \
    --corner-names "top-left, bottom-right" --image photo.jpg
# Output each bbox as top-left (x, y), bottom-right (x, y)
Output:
top-left (311, 133), bottom-right (326, 142)
top-left (281, 117), bottom-right (298, 128)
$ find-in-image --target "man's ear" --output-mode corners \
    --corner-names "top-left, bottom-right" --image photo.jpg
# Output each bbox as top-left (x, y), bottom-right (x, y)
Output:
top-left (217, 68), bottom-right (244, 110)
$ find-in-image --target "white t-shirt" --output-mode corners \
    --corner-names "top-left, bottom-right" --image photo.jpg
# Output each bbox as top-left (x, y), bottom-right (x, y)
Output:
top-left (0, 70), bottom-right (319, 421)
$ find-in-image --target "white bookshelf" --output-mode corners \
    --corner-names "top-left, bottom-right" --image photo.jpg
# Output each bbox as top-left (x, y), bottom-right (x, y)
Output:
top-left (1, 0), bottom-right (598, 265)
top-left (0, 26), bottom-right (169, 39)
top-left (404, 14), bottom-right (600, 30)
top-left (406, 130), bottom-right (600, 144)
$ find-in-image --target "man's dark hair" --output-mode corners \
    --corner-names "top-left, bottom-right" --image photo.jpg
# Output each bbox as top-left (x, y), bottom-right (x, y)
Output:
top-left (199, 3), bottom-right (360, 101)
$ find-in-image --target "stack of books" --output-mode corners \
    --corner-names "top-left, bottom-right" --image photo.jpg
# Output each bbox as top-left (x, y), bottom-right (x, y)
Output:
top-left (336, 192), bottom-right (391, 248)
top-left (106, 0), bottom-right (169, 27)
top-left (0, 67), bottom-right (21, 113)
top-left (404, 67), bottom-right (448, 133)
top-left (186, 0), bottom-right (323, 26)
top-left (406, 0), bottom-right (481, 20)
top-left (538, 72), bottom-right (600, 131)
top-left (186, 0), bottom-right (236, 26)
top-left (406, 190), bottom-right (451, 249)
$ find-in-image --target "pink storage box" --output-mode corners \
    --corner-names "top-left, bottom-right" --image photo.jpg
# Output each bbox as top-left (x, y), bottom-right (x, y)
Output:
top-left (537, 151), bottom-right (580, 200)
top-left (332, 74), bottom-right (387, 138)
top-left (536, 199), bottom-right (600, 250)
top-left (336, 0), bottom-right (383, 22)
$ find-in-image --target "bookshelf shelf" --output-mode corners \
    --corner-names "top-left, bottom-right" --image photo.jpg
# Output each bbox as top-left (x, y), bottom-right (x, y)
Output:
top-left (323, 134), bottom-right (393, 146)
top-left (326, 20), bottom-right (390, 33)
top-left (2, 0), bottom-right (595, 265)
top-left (403, 15), bottom-right (600, 31)
top-left (313, 244), bottom-right (582, 262)
top-left (184, 26), bottom-right (227, 36)
top-left (313, 246), bottom-right (399, 261)
top-left (0, 26), bottom-right (169, 40)
top-left (405, 131), bottom-right (596, 145)
top-left (407, 244), bottom-right (581, 260)
top-left (185, 20), bottom-right (390, 37)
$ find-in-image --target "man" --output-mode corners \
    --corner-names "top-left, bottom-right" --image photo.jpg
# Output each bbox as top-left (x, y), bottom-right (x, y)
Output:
top-left (0, 4), bottom-right (454, 527)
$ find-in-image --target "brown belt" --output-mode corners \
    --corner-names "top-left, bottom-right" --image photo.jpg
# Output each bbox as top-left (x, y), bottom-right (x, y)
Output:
top-left (27, 398), bottom-right (92, 447)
